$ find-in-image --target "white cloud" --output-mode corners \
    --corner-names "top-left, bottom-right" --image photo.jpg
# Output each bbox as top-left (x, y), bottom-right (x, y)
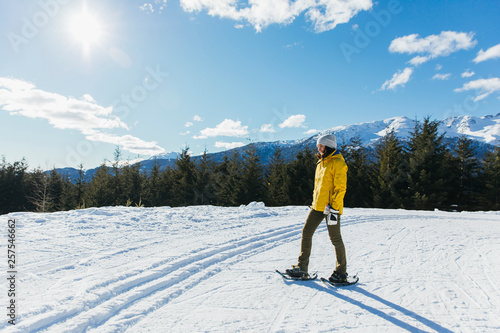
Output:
top-left (193, 115), bottom-right (203, 121)
top-left (139, 3), bottom-right (154, 14)
top-left (303, 128), bottom-right (318, 135)
top-left (194, 119), bottom-right (249, 139)
top-left (179, 130), bottom-right (191, 135)
top-left (82, 93), bottom-right (97, 103)
top-left (473, 43), bottom-right (500, 63)
top-left (383, 32), bottom-right (476, 93)
top-left (259, 123), bottom-right (275, 132)
top-left (435, 64), bottom-right (443, 71)
top-left (180, 0), bottom-right (372, 33)
top-left (84, 131), bottom-right (165, 155)
top-left (0, 77), bottom-right (125, 131)
top-left (432, 73), bottom-right (451, 80)
top-left (185, 121), bottom-right (193, 127)
top-left (461, 70), bottom-right (475, 78)
top-left (407, 56), bottom-right (430, 66)
top-left (454, 77), bottom-right (500, 101)
top-left (0, 76), bottom-right (165, 156)
top-left (389, 31), bottom-right (477, 59)
top-left (305, 0), bottom-right (373, 33)
top-left (278, 114), bottom-right (306, 128)
top-left (140, 0), bottom-right (167, 14)
top-left (380, 67), bottom-right (413, 91)
top-left (215, 141), bottom-right (245, 150)
top-left (284, 41), bottom-right (302, 49)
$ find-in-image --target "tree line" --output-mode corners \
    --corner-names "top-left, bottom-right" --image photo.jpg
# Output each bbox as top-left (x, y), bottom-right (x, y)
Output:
top-left (1, 117), bottom-right (499, 215)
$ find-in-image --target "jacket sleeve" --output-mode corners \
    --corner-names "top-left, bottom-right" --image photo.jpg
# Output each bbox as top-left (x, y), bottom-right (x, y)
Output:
top-left (330, 159), bottom-right (348, 215)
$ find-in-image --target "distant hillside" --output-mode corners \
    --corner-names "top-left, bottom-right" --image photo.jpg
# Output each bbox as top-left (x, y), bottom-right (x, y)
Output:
top-left (55, 113), bottom-right (500, 180)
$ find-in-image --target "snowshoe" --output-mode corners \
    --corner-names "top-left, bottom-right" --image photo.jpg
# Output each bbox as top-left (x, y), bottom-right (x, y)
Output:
top-left (321, 272), bottom-right (359, 287)
top-left (329, 271), bottom-right (348, 283)
top-left (285, 265), bottom-right (307, 278)
top-left (276, 267), bottom-right (317, 281)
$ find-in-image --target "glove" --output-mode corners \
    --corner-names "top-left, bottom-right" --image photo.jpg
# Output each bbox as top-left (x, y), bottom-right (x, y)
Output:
top-left (324, 205), bottom-right (340, 226)
top-left (323, 204), bottom-right (339, 215)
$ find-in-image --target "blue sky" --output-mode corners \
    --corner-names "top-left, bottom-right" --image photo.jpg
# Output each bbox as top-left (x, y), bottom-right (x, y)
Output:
top-left (1, 0), bottom-right (499, 169)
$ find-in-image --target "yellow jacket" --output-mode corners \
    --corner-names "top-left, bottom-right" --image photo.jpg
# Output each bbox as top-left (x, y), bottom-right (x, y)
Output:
top-left (311, 150), bottom-right (348, 215)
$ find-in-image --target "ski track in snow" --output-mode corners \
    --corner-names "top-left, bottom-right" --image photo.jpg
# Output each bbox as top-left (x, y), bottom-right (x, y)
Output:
top-left (2, 205), bottom-right (500, 332)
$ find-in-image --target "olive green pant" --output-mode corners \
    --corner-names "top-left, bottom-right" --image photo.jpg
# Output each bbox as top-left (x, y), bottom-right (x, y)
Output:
top-left (298, 209), bottom-right (346, 274)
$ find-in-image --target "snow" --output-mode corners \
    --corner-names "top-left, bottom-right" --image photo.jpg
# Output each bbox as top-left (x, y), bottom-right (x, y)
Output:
top-left (2, 204), bottom-right (500, 332)
top-left (318, 113), bottom-right (500, 147)
top-left (441, 114), bottom-right (500, 144)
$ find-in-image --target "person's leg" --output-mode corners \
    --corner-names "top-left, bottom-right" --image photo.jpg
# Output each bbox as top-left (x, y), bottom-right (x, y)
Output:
top-left (326, 215), bottom-right (347, 274)
top-left (297, 209), bottom-right (325, 272)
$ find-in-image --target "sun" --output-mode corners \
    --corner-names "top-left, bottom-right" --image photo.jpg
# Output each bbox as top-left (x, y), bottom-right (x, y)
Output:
top-left (68, 3), bottom-right (104, 56)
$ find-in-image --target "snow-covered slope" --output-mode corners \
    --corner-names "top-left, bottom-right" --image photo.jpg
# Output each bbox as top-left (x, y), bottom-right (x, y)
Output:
top-left (441, 114), bottom-right (500, 144)
top-left (316, 116), bottom-right (416, 146)
top-left (317, 113), bottom-right (500, 146)
top-left (3, 205), bottom-right (499, 332)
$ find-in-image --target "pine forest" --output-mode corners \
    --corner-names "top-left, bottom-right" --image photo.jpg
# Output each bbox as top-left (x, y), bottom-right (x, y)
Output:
top-left (2, 118), bottom-right (500, 215)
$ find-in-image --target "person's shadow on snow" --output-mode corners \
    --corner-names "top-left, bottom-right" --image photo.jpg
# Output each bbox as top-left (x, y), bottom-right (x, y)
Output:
top-left (303, 281), bottom-right (454, 333)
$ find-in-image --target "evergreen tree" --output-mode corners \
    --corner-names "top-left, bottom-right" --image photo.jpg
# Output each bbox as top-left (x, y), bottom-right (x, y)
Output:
top-left (343, 136), bottom-right (373, 208)
top-left (372, 130), bottom-right (407, 208)
top-left (406, 117), bottom-right (451, 210)
top-left (171, 147), bottom-right (196, 206)
top-left (49, 168), bottom-right (67, 210)
top-left (240, 144), bottom-right (265, 204)
top-left (59, 174), bottom-right (77, 211)
top-left (287, 146), bottom-right (315, 205)
top-left (481, 144), bottom-right (500, 210)
top-left (450, 136), bottom-right (481, 210)
top-left (75, 164), bottom-right (87, 209)
top-left (0, 158), bottom-right (29, 214)
top-left (193, 150), bottom-right (215, 205)
top-left (122, 162), bottom-right (143, 206)
top-left (159, 166), bottom-right (175, 206)
top-left (212, 154), bottom-right (231, 206)
top-left (143, 159), bottom-right (162, 207)
top-left (84, 163), bottom-right (114, 207)
top-left (266, 146), bottom-right (290, 206)
top-left (213, 151), bottom-right (243, 206)
top-left (111, 147), bottom-right (125, 205)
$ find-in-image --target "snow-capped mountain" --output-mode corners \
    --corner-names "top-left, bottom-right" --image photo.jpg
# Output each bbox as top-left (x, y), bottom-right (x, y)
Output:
top-left (213, 113), bottom-right (500, 165)
top-left (440, 114), bottom-right (500, 143)
top-left (315, 113), bottom-right (500, 147)
top-left (147, 152), bottom-right (180, 160)
top-left (55, 113), bottom-right (500, 179)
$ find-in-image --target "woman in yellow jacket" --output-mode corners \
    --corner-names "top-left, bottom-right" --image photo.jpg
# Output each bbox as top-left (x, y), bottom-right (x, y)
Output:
top-left (286, 134), bottom-right (349, 283)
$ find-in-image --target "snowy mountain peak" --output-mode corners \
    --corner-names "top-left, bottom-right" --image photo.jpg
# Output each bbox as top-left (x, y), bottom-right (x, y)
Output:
top-left (440, 113), bottom-right (500, 143)
top-left (148, 152), bottom-right (180, 160)
top-left (312, 114), bottom-right (500, 147)
top-left (315, 116), bottom-right (415, 146)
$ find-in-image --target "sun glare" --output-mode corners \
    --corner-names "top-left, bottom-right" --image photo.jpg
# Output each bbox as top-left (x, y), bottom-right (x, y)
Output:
top-left (68, 3), bottom-right (104, 57)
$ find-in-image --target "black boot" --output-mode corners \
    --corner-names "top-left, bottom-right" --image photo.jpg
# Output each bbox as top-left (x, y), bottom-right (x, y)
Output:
top-left (285, 265), bottom-right (307, 278)
top-left (329, 271), bottom-right (348, 283)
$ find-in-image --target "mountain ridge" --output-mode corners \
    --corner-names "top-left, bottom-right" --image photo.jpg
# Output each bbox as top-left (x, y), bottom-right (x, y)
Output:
top-left (55, 113), bottom-right (500, 179)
